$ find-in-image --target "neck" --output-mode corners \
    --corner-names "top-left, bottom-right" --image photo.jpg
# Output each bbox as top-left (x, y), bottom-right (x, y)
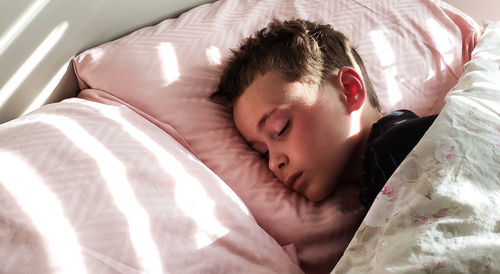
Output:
top-left (340, 105), bottom-right (382, 187)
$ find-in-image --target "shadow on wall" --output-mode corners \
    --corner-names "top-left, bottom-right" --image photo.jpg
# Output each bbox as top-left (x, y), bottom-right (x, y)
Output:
top-left (0, 0), bottom-right (214, 124)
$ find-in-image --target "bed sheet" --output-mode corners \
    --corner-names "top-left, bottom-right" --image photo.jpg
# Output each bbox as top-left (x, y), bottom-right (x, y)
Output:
top-left (72, 1), bottom-right (482, 272)
top-left (333, 22), bottom-right (500, 273)
top-left (0, 99), bottom-right (302, 273)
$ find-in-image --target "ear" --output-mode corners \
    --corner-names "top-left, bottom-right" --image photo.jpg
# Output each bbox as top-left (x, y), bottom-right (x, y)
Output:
top-left (336, 66), bottom-right (366, 113)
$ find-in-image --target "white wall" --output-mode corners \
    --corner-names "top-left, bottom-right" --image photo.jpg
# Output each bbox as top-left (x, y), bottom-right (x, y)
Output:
top-left (0, 0), bottom-right (214, 123)
top-left (442, 0), bottom-right (500, 23)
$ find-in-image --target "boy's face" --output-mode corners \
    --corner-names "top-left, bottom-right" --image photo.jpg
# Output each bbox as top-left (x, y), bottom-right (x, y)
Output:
top-left (233, 71), bottom-right (359, 202)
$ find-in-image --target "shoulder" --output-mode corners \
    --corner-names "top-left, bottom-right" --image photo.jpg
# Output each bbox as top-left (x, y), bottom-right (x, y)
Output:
top-left (360, 110), bottom-right (438, 208)
top-left (370, 109), bottom-right (419, 137)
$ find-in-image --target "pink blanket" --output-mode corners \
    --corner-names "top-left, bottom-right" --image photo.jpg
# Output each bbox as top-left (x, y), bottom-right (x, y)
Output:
top-left (0, 99), bottom-right (302, 273)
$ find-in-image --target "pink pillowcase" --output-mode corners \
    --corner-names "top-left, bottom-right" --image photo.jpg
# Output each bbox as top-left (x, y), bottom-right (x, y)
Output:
top-left (73, 0), bottom-right (481, 272)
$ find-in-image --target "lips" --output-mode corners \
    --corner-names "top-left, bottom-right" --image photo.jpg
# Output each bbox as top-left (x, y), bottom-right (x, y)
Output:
top-left (285, 171), bottom-right (304, 191)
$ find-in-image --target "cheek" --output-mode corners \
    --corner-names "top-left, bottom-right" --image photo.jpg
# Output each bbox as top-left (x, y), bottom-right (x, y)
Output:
top-left (292, 107), bottom-right (347, 161)
top-left (289, 112), bottom-right (325, 158)
top-left (296, 107), bottom-right (333, 141)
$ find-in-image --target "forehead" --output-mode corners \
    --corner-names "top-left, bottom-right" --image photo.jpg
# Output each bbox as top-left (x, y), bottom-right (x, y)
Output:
top-left (244, 71), bottom-right (289, 100)
top-left (233, 71), bottom-right (320, 133)
top-left (233, 78), bottom-right (271, 134)
top-left (237, 71), bottom-right (318, 108)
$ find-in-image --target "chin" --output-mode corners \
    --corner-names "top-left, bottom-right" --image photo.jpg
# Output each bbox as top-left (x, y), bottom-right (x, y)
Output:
top-left (309, 197), bottom-right (325, 202)
top-left (304, 181), bottom-right (338, 202)
top-left (304, 190), bottom-right (329, 202)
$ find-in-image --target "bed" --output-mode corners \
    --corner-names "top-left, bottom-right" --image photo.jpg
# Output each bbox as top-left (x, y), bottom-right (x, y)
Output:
top-left (0, 0), bottom-right (498, 273)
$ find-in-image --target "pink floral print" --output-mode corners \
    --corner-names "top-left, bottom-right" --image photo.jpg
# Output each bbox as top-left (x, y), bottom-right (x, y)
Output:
top-left (434, 140), bottom-right (458, 163)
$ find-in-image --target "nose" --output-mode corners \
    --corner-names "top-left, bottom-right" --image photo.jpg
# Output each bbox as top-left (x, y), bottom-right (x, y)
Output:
top-left (268, 150), bottom-right (288, 175)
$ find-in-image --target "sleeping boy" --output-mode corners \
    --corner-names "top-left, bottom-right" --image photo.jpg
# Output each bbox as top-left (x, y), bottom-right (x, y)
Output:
top-left (211, 18), bottom-right (437, 208)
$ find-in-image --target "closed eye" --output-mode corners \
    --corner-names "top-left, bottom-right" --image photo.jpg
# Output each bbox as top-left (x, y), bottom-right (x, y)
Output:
top-left (261, 151), bottom-right (269, 160)
top-left (277, 121), bottom-right (289, 137)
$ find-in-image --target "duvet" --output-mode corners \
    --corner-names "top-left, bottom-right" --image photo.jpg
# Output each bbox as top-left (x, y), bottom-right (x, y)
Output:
top-left (0, 100), bottom-right (302, 273)
top-left (333, 22), bottom-right (500, 273)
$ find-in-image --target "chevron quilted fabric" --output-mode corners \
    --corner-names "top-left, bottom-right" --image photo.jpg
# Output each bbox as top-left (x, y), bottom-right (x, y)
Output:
top-left (0, 98), bottom-right (303, 273)
top-left (69, 0), bottom-right (483, 273)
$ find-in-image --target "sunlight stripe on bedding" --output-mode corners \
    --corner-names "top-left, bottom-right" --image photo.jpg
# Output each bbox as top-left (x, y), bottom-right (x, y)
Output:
top-left (0, 151), bottom-right (87, 274)
top-left (39, 114), bottom-right (163, 274)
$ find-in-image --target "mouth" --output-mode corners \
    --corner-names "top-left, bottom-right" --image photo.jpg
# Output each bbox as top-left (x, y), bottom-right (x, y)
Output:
top-left (285, 172), bottom-right (304, 191)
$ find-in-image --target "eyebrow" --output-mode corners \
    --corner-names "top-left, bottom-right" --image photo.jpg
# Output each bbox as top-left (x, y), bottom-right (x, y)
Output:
top-left (258, 109), bottom-right (277, 130)
top-left (248, 109), bottom-right (277, 148)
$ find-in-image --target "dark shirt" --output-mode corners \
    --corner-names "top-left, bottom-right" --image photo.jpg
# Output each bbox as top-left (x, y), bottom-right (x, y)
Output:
top-left (359, 110), bottom-right (437, 208)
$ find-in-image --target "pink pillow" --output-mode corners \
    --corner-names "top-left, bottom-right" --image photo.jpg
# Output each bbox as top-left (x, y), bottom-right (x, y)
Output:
top-left (73, 0), bottom-right (481, 272)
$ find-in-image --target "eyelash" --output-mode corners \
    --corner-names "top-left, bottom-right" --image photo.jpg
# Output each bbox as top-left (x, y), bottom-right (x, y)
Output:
top-left (261, 121), bottom-right (290, 160)
top-left (277, 121), bottom-right (289, 137)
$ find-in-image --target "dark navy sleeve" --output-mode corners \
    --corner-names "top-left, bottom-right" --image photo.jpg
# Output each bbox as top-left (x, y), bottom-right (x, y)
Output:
top-left (359, 111), bottom-right (437, 208)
